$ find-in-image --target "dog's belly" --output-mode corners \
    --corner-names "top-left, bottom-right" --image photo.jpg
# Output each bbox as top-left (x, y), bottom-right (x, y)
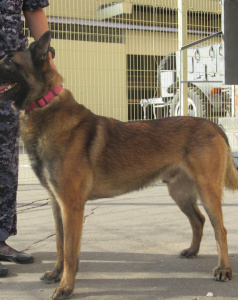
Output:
top-left (88, 161), bottom-right (190, 200)
top-left (88, 169), bottom-right (163, 200)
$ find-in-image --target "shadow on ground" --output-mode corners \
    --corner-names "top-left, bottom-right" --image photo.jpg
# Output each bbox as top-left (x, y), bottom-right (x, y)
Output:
top-left (2, 251), bottom-right (238, 299)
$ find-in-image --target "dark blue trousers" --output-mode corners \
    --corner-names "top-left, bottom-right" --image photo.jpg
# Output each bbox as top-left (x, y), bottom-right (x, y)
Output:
top-left (0, 101), bottom-right (19, 241)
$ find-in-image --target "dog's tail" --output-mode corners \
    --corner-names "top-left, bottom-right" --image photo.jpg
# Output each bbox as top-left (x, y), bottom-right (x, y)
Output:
top-left (225, 146), bottom-right (238, 190)
top-left (214, 124), bottom-right (238, 190)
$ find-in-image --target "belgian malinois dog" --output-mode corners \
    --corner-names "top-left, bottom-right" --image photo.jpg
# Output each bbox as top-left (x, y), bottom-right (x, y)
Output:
top-left (0, 31), bottom-right (237, 299)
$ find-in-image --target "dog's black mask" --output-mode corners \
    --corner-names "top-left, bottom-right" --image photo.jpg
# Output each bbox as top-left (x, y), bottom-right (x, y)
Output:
top-left (0, 31), bottom-right (52, 110)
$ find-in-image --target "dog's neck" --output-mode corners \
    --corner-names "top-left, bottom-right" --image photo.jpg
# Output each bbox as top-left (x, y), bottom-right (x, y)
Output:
top-left (26, 85), bottom-right (63, 112)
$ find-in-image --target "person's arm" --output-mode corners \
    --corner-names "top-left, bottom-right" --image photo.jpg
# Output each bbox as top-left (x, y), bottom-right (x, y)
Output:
top-left (23, 9), bottom-right (49, 40)
top-left (23, 9), bottom-right (57, 70)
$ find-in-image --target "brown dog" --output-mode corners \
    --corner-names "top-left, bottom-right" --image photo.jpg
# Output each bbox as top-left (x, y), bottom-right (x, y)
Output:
top-left (0, 31), bottom-right (237, 299)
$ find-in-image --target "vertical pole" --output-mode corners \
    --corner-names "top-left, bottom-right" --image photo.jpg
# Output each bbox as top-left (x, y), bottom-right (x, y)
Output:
top-left (232, 85), bottom-right (235, 117)
top-left (178, 0), bottom-right (188, 116)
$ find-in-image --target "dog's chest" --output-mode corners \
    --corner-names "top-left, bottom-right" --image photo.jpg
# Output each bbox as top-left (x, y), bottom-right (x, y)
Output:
top-left (43, 165), bottom-right (60, 202)
top-left (27, 147), bottom-right (60, 202)
top-left (24, 134), bottom-right (57, 185)
top-left (20, 114), bottom-right (61, 196)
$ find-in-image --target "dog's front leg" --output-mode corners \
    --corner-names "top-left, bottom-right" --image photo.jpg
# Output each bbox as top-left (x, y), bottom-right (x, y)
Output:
top-left (52, 201), bottom-right (85, 300)
top-left (41, 196), bottom-right (64, 283)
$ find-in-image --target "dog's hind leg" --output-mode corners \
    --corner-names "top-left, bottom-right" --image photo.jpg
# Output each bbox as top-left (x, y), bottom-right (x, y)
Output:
top-left (166, 172), bottom-right (205, 258)
top-left (197, 180), bottom-right (232, 281)
top-left (41, 195), bottom-right (64, 283)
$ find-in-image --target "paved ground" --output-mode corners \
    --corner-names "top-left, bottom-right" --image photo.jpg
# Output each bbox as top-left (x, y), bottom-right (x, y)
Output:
top-left (1, 176), bottom-right (238, 300)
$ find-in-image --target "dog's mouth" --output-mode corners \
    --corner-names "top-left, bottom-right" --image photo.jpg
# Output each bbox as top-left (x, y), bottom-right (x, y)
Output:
top-left (0, 82), bottom-right (17, 94)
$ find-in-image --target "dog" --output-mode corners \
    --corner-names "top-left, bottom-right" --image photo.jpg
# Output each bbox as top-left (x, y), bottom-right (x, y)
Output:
top-left (0, 31), bottom-right (237, 299)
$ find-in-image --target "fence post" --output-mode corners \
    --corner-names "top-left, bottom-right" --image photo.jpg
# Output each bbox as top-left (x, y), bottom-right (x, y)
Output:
top-left (178, 0), bottom-right (188, 116)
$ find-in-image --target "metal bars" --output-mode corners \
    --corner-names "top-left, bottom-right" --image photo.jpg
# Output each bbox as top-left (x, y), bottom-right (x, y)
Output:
top-left (19, 0), bottom-right (233, 180)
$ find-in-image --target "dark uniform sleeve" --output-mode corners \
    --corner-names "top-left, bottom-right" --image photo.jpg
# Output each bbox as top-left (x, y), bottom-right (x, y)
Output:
top-left (22, 0), bottom-right (49, 11)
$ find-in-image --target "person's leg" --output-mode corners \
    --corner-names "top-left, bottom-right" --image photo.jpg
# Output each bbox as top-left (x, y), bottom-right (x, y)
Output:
top-left (0, 101), bottom-right (19, 242)
top-left (0, 102), bottom-right (33, 267)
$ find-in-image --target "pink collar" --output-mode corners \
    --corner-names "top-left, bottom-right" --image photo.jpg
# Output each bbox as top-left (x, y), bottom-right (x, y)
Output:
top-left (26, 85), bottom-right (63, 112)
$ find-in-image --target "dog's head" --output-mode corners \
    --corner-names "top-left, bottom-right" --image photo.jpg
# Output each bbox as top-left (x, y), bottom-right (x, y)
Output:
top-left (0, 31), bottom-right (62, 110)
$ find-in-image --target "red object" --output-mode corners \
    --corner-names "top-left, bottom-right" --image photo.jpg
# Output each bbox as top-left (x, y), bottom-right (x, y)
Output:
top-left (26, 85), bottom-right (63, 111)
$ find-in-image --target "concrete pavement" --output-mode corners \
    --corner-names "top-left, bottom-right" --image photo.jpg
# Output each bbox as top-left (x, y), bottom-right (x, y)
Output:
top-left (1, 176), bottom-right (238, 300)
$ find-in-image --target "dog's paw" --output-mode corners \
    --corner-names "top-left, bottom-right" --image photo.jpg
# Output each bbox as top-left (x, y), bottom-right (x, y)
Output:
top-left (214, 267), bottom-right (232, 282)
top-left (40, 271), bottom-right (61, 284)
top-left (179, 247), bottom-right (198, 258)
top-left (52, 286), bottom-right (73, 300)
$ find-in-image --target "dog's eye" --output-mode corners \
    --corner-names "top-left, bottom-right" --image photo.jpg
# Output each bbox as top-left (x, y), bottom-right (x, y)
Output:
top-left (6, 57), bottom-right (13, 65)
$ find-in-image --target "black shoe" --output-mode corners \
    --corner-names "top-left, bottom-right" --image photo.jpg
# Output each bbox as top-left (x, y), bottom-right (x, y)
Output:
top-left (0, 263), bottom-right (8, 277)
top-left (0, 252), bottom-right (34, 264)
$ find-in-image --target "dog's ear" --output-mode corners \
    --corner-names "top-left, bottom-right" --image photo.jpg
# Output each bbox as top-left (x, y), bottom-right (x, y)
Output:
top-left (29, 31), bottom-right (52, 64)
